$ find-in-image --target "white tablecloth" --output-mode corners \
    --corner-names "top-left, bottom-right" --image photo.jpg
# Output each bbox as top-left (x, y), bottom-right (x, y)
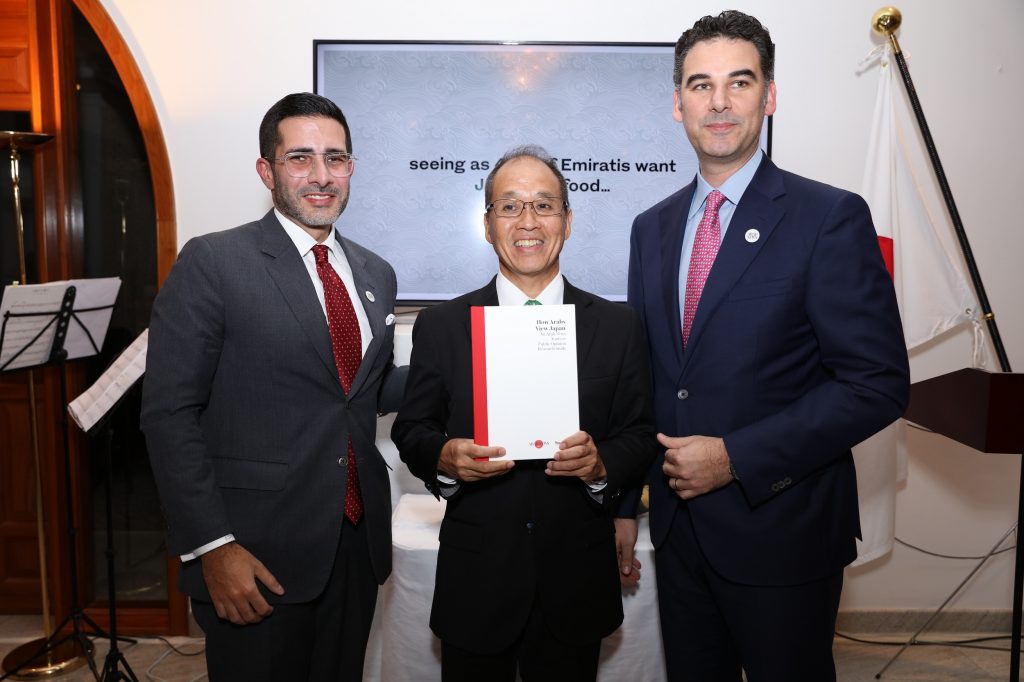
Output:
top-left (365, 493), bottom-right (666, 681)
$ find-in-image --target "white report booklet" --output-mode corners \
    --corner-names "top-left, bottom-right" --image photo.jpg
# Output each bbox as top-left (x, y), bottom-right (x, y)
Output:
top-left (470, 304), bottom-right (579, 460)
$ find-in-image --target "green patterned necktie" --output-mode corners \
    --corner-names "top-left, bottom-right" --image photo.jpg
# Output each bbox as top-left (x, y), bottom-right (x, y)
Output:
top-left (524, 299), bottom-right (542, 305)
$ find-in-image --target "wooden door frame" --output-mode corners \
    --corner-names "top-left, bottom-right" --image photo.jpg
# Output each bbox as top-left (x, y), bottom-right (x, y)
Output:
top-left (70, 0), bottom-right (176, 285)
top-left (26, 0), bottom-right (185, 635)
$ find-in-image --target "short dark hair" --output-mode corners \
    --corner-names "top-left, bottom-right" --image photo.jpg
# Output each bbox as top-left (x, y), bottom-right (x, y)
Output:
top-left (258, 93), bottom-right (352, 159)
top-left (483, 145), bottom-right (570, 209)
top-left (673, 10), bottom-right (775, 89)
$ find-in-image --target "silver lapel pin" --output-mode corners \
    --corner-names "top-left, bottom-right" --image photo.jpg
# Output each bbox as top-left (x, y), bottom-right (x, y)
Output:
top-left (744, 229), bottom-right (760, 243)
top-left (365, 290), bottom-right (376, 303)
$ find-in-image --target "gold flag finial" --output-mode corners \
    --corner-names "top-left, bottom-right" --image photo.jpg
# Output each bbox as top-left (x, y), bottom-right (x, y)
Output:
top-left (871, 7), bottom-right (903, 53)
top-left (871, 7), bottom-right (902, 36)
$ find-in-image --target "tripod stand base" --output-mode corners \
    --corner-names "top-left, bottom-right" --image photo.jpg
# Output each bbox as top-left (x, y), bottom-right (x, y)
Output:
top-left (1, 637), bottom-right (92, 680)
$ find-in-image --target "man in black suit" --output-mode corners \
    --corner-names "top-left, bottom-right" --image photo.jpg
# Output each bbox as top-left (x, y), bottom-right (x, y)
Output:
top-left (391, 145), bottom-right (657, 682)
top-left (141, 93), bottom-right (405, 681)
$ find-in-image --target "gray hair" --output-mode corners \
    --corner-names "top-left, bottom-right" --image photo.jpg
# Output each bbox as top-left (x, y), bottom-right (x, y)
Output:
top-left (483, 145), bottom-right (570, 208)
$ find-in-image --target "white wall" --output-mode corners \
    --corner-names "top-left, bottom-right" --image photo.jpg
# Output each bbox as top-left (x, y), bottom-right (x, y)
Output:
top-left (100, 0), bottom-right (1024, 611)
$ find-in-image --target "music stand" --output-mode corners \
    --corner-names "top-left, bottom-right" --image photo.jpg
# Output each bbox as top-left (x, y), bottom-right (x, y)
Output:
top-left (0, 277), bottom-right (121, 681)
top-left (68, 329), bottom-right (149, 682)
top-left (0, 129), bottom-right (71, 678)
top-left (875, 368), bottom-right (1024, 681)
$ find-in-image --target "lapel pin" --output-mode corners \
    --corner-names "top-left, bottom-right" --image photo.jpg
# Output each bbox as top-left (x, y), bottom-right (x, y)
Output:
top-left (365, 291), bottom-right (376, 303)
top-left (385, 313), bottom-right (396, 326)
top-left (744, 229), bottom-right (760, 243)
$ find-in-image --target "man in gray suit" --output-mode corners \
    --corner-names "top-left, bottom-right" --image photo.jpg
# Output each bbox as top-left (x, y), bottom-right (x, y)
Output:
top-left (141, 92), bottom-right (405, 681)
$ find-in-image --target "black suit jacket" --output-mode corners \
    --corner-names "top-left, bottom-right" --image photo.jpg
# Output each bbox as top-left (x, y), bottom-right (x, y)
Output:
top-left (391, 278), bottom-right (657, 654)
top-left (142, 211), bottom-right (405, 603)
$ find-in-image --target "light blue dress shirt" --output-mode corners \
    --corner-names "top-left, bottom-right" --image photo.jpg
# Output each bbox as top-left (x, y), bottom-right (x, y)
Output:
top-left (678, 151), bottom-right (765, 326)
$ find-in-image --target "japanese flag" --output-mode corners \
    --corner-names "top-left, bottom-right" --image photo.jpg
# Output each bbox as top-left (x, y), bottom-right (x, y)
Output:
top-left (852, 47), bottom-right (985, 565)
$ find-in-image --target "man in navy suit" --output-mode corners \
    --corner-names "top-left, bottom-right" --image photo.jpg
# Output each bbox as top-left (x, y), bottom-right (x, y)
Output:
top-left (614, 11), bottom-right (910, 681)
top-left (142, 93), bottom-right (405, 681)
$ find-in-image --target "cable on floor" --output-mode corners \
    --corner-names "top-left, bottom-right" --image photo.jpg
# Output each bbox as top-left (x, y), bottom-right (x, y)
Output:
top-left (129, 635), bottom-right (206, 682)
top-left (834, 630), bottom-right (1023, 653)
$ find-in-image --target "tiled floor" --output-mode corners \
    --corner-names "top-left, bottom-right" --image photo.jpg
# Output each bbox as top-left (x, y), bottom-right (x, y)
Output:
top-left (834, 632), bottom-right (1014, 680)
top-left (0, 615), bottom-right (1016, 680)
top-left (0, 615), bottom-right (205, 681)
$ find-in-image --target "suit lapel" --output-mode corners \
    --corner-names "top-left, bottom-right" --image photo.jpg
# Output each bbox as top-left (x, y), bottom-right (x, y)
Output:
top-left (340, 235), bottom-right (386, 397)
top-left (684, 158), bottom-right (786, 356)
top-left (258, 212), bottom-right (340, 385)
top-left (563, 280), bottom-right (597, 370)
top-left (658, 182), bottom-right (697, 369)
top-left (459, 279), bottom-right (500, 336)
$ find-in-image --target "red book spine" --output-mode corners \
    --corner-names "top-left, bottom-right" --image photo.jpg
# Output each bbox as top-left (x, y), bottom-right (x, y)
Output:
top-left (470, 306), bottom-right (488, 454)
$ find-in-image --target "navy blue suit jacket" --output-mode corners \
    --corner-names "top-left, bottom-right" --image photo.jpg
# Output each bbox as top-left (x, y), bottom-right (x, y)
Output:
top-left (625, 156), bottom-right (910, 586)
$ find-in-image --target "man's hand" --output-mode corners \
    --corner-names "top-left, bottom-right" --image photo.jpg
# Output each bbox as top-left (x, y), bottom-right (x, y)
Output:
top-left (547, 431), bottom-right (606, 481)
top-left (614, 517), bottom-right (642, 588)
top-left (200, 542), bottom-right (284, 625)
top-left (659, 433), bottom-right (734, 500)
top-left (438, 438), bottom-right (514, 482)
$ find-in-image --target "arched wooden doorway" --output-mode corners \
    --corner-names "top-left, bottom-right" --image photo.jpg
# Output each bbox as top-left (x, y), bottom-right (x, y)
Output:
top-left (0, 0), bottom-right (185, 635)
top-left (72, 0), bottom-right (176, 283)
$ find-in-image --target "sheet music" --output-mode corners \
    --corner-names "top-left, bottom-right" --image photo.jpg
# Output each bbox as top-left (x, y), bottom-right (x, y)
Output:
top-left (0, 277), bottom-right (121, 371)
top-left (62, 278), bottom-right (121, 360)
top-left (0, 281), bottom-right (68, 369)
top-left (68, 328), bottom-right (148, 432)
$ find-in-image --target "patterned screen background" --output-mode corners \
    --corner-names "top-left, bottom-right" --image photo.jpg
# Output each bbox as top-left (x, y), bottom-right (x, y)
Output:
top-left (316, 42), bottom-right (766, 303)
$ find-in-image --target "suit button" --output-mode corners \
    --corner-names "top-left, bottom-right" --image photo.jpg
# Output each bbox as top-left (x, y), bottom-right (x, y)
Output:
top-left (783, 477), bottom-right (792, 485)
top-left (337, 456), bottom-right (347, 467)
top-left (676, 389), bottom-right (689, 400)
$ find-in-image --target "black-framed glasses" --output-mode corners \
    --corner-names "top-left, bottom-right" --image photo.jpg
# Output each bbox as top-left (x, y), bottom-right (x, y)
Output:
top-left (486, 197), bottom-right (568, 218)
top-left (268, 151), bottom-right (356, 178)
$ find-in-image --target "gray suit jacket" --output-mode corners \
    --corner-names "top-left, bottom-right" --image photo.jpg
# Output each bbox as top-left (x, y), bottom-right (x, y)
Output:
top-left (141, 210), bottom-right (405, 602)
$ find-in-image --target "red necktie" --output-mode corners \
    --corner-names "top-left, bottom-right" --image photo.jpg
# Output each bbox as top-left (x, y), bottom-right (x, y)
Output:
top-left (312, 244), bottom-right (363, 523)
top-left (682, 190), bottom-right (725, 347)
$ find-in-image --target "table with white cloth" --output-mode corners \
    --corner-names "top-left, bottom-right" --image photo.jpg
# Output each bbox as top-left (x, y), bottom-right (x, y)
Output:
top-left (370, 493), bottom-right (667, 681)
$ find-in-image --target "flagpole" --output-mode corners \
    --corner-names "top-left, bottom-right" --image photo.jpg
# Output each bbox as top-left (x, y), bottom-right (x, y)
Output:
top-left (871, 7), bottom-right (1011, 374)
top-left (871, 8), bottom-right (1021, 681)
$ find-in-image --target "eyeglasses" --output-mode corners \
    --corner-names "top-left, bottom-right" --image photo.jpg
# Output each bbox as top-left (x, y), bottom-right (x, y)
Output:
top-left (268, 152), bottom-right (356, 178)
top-left (486, 197), bottom-right (568, 218)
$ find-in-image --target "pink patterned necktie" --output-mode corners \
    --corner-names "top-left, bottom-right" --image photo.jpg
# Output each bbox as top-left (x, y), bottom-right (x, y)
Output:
top-left (312, 244), bottom-right (363, 523)
top-left (682, 189), bottom-right (726, 346)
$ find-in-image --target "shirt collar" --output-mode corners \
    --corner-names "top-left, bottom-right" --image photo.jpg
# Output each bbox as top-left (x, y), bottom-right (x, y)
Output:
top-left (495, 271), bottom-right (564, 306)
top-left (274, 208), bottom-right (339, 259)
top-left (689, 150), bottom-right (764, 220)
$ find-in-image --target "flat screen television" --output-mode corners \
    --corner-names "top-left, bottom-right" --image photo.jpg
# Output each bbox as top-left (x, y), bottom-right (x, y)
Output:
top-left (314, 40), bottom-right (770, 304)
